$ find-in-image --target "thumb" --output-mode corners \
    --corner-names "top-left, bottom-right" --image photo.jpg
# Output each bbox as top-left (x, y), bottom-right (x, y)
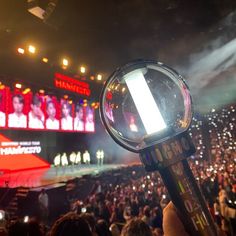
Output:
top-left (163, 201), bottom-right (189, 236)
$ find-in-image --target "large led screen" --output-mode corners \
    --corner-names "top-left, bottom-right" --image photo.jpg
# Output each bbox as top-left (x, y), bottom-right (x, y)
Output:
top-left (0, 87), bottom-right (95, 132)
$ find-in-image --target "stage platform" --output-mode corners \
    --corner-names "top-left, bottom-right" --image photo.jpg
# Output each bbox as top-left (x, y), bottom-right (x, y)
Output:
top-left (0, 164), bottom-right (126, 189)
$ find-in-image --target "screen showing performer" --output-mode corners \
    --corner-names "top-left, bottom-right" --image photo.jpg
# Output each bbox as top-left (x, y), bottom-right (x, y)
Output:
top-left (45, 98), bottom-right (59, 130)
top-left (85, 107), bottom-right (95, 132)
top-left (0, 84), bottom-right (95, 133)
top-left (0, 91), bottom-right (6, 127)
top-left (61, 100), bottom-right (73, 130)
top-left (28, 95), bottom-right (45, 129)
top-left (8, 94), bottom-right (27, 128)
top-left (105, 101), bottom-right (114, 122)
top-left (74, 103), bottom-right (84, 131)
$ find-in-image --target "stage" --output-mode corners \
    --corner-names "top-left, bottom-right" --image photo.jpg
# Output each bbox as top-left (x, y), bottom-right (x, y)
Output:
top-left (0, 164), bottom-right (126, 189)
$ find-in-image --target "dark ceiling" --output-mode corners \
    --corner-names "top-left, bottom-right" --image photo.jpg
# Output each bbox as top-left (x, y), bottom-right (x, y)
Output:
top-left (0, 0), bottom-right (236, 111)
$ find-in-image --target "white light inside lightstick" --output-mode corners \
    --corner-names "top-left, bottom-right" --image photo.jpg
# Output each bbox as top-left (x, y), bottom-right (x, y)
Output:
top-left (124, 69), bottom-right (166, 135)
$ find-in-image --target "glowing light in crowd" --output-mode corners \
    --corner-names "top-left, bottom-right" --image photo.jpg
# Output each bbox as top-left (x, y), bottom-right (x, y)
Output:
top-left (80, 66), bottom-right (86, 73)
top-left (42, 57), bottom-right (48, 63)
top-left (0, 211), bottom-right (4, 220)
top-left (28, 45), bottom-right (36, 54)
top-left (15, 83), bottom-right (22, 89)
top-left (97, 74), bottom-right (102, 81)
top-left (124, 69), bottom-right (166, 135)
top-left (17, 48), bottom-right (25, 54)
top-left (39, 89), bottom-right (45, 94)
top-left (24, 216), bottom-right (29, 223)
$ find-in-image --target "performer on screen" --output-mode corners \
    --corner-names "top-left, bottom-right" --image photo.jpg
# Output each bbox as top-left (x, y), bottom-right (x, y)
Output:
top-left (46, 100), bottom-right (59, 130)
top-left (0, 93), bottom-right (6, 127)
top-left (61, 101), bottom-right (73, 130)
top-left (28, 95), bottom-right (44, 129)
top-left (74, 104), bottom-right (84, 131)
top-left (129, 115), bottom-right (138, 132)
top-left (8, 94), bottom-right (27, 128)
top-left (85, 108), bottom-right (95, 132)
top-left (0, 110), bottom-right (5, 127)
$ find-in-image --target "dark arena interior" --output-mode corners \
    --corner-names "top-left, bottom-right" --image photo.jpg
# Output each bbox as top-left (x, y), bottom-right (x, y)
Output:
top-left (0, 1), bottom-right (235, 236)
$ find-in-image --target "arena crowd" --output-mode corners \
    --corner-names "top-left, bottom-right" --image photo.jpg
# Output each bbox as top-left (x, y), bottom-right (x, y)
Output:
top-left (0, 106), bottom-right (235, 236)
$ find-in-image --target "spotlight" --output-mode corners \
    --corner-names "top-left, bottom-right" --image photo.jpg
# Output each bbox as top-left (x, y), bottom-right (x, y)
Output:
top-left (42, 57), bottom-right (48, 63)
top-left (62, 58), bottom-right (69, 66)
top-left (97, 74), bottom-right (102, 81)
top-left (17, 48), bottom-right (25, 54)
top-left (23, 88), bottom-right (31, 94)
top-left (27, 0), bottom-right (58, 22)
top-left (15, 83), bottom-right (22, 89)
top-left (80, 66), bottom-right (86, 74)
top-left (28, 45), bottom-right (36, 54)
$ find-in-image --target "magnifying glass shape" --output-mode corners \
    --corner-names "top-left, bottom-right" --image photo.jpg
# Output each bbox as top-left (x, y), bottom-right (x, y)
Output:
top-left (100, 60), bottom-right (218, 236)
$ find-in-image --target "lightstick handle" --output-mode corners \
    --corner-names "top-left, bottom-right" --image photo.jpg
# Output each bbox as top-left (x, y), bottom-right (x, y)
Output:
top-left (158, 159), bottom-right (218, 236)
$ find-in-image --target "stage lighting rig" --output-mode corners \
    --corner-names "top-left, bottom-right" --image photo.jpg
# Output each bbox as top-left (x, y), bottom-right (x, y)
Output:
top-left (27, 0), bottom-right (58, 22)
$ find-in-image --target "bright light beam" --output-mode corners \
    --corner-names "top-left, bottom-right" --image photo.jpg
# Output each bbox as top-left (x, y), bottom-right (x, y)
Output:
top-left (124, 69), bottom-right (166, 135)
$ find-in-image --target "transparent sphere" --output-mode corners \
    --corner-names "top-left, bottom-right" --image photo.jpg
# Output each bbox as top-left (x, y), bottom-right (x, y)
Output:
top-left (100, 60), bottom-right (192, 152)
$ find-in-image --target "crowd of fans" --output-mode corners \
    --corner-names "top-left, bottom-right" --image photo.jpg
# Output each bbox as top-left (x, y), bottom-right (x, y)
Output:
top-left (0, 105), bottom-right (235, 235)
top-left (0, 148), bottom-right (235, 236)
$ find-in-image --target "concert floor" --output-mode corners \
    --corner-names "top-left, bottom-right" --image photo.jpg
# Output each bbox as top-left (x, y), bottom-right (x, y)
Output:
top-left (0, 164), bottom-right (126, 189)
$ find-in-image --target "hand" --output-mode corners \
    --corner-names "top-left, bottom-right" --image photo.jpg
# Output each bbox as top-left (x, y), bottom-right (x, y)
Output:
top-left (163, 202), bottom-right (189, 236)
top-left (163, 202), bottom-right (226, 236)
